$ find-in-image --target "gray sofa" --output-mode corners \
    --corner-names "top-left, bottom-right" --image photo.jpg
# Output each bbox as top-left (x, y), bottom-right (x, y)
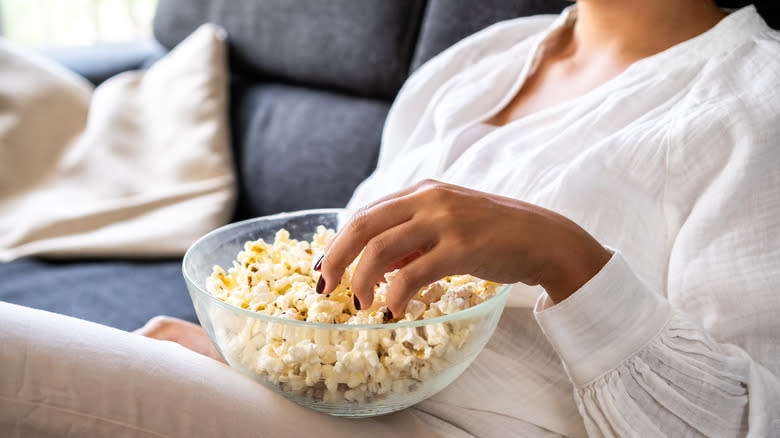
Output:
top-left (1, 0), bottom-right (775, 331)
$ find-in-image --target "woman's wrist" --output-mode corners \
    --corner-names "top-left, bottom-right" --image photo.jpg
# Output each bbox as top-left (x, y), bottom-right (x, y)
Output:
top-left (538, 233), bottom-right (612, 305)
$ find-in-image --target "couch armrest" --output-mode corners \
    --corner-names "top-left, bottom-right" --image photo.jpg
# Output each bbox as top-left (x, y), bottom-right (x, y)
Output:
top-left (34, 38), bottom-right (167, 85)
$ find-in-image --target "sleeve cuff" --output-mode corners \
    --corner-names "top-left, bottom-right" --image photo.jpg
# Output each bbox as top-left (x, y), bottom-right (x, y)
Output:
top-left (533, 250), bottom-right (671, 386)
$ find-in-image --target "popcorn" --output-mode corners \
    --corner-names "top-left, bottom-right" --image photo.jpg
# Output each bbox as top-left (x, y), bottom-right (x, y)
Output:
top-left (206, 226), bottom-right (498, 404)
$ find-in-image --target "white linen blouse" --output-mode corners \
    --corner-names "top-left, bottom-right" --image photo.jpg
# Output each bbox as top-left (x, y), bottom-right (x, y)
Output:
top-left (347, 6), bottom-right (780, 437)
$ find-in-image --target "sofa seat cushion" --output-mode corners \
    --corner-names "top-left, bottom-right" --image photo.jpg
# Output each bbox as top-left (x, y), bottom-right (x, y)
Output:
top-left (0, 259), bottom-right (195, 331)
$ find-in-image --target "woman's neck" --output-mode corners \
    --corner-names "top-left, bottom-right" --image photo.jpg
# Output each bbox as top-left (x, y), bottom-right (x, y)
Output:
top-left (484, 1), bottom-right (728, 126)
top-left (569, 0), bottom-right (726, 64)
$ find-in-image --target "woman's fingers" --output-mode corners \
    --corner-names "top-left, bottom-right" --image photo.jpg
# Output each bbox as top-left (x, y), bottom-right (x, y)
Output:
top-left (321, 180), bottom-right (470, 306)
top-left (319, 198), bottom-right (413, 294)
top-left (382, 245), bottom-right (455, 318)
top-left (351, 221), bottom-right (437, 310)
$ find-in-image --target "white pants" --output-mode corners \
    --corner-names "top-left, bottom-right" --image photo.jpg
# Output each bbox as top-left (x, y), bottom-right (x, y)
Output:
top-left (0, 302), bottom-right (447, 438)
top-left (1, 301), bottom-right (575, 437)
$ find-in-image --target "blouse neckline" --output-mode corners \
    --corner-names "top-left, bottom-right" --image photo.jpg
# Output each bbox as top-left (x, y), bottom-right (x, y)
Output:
top-left (475, 4), bottom-right (769, 130)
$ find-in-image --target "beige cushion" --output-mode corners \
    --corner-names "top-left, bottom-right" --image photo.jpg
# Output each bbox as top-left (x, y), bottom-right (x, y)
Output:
top-left (0, 24), bottom-right (235, 261)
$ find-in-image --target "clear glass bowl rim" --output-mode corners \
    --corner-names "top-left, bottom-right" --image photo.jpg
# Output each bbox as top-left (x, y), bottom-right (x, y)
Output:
top-left (182, 208), bottom-right (511, 331)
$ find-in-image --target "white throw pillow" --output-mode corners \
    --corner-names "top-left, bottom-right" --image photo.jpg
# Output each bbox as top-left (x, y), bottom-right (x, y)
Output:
top-left (0, 24), bottom-right (236, 261)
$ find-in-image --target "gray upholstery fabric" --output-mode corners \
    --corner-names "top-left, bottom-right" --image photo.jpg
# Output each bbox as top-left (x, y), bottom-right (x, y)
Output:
top-left (0, 258), bottom-right (195, 331)
top-left (231, 80), bottom-right (389, 219)
top-left (153, 0), bottom-right (425, 100)
top-left (411, 0), bottom-right (570, 71)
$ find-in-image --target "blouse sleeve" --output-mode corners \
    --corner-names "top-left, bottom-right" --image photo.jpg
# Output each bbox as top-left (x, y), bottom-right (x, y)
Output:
top-left (534, 252), bottom-right (780, 437)
top-left (533, 45), bottom-right (780, 436)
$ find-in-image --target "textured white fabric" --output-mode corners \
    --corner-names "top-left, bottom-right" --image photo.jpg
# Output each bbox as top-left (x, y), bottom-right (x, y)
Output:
top-left (0, 24), bottom-right (235, 261)
top-left (2, 5), bottom-right (779, 438)
top-left (348, 5), bottom-right (780, 437)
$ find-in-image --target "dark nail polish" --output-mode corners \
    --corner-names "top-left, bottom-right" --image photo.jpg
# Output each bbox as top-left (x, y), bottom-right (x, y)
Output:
top-left (316, 276), bottom-right (326, 294)
top-left (313, 255), bottom-right (323, 271)
top-left (353, 295), bottom-right (361, 310)
top-left (387, 309), bottom-right (394, 320)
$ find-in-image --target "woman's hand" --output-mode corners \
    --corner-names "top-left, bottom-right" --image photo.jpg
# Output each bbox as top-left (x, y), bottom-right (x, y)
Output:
top-left (318, 180), bottom-right (612, 316)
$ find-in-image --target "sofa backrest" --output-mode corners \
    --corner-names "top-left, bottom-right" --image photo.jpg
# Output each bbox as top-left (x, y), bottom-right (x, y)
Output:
top-left (152, 0), bottom-right (775, 220)
top-left (411, 0), bottom-right (571, 70)
top-left (151, 0), bottom-right (570, 220)
top-left (154, 0), bottom-right (426, 100)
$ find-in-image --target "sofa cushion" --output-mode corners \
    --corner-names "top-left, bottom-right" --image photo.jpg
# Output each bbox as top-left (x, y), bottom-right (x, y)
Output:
top-left (411, 0), bottom-right (570, 70)
top-left (0, 258), bottom-right (194, 331)
top-left (0, 24), bottom-right (235, 262)
top-left (153, 0), bottom-right (425, 100)
top-left (231, 80), bottom-right (389, 219)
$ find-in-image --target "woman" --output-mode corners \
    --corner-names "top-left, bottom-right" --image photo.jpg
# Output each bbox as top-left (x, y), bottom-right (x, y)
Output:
top-left (6, 0), bottom-right (780, 436)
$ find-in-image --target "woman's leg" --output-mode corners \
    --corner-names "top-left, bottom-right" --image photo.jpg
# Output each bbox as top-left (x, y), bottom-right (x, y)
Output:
top-left (0, 302), bottom-right (440, 437)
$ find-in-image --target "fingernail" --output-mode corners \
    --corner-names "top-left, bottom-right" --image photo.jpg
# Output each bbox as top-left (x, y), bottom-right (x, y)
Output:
top-left (353, 295), bottom-right (361, 310)
top-left (316, 276), bottom-right (326, 294)
top-left (313, 255), bottom-right (323, 271)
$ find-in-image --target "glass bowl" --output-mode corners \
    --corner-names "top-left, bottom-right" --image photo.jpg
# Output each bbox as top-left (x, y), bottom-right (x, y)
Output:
top-left (183, 208), bottom-right (510, 417)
